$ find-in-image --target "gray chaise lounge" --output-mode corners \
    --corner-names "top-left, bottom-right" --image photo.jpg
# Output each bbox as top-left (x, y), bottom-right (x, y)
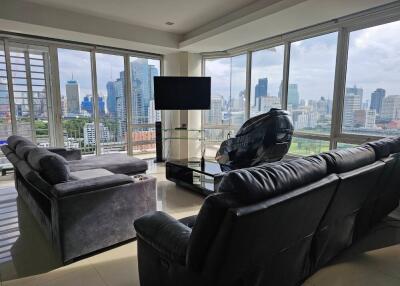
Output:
top-left (1, 135), bottom-right (156, 263)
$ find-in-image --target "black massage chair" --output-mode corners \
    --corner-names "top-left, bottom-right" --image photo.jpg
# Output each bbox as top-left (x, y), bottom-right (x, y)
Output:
top-left (215, 108), bottom-right (294, 170)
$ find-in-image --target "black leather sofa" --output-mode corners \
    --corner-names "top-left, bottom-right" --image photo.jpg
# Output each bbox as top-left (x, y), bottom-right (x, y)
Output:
top-left (134, 136), bottom-right (400, 286)
top-left (1, 135), bottom-right (156, 263)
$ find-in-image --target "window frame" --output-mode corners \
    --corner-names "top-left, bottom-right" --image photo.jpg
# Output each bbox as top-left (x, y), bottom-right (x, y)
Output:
top-left (0, 33), bottom-right (163, 157)
top-left (201, 2), bottom-right (400, 155)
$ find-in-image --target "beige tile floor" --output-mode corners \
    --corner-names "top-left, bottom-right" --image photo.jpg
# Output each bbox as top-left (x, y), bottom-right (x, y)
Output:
top-left (0, 161), bottom-right (399, 286)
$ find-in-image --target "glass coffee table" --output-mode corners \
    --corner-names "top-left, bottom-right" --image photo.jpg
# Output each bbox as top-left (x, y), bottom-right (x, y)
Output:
top-left (166, 159), bottom-right (223, 196)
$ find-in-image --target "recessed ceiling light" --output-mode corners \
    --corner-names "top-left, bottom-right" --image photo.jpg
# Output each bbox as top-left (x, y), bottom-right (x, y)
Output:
top-left (165, 22), bottom-right (174, 26)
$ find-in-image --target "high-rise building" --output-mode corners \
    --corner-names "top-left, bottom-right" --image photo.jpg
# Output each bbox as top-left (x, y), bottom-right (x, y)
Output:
top-left (255, 78), bottom-right (268, 112)
top-left (353, 109), bottom-right (376, 129)
top-left (80, 95), bottom-right (105, 116)
top-left (370, 88), bottom-right (386, 114)
top-left (343, 86), bottom-right (363, 127)
top-left (207, 96), bottom-right (223, 125)
top-left (115, 71), bottom-right (127, 140)
top-left (81, 95), bottom-right (92, 114)
top-left (131, 59), bottom-right (159, 124)
top-left (106, 81), bottom-right (117, 117)
top-left (84, 122), bottom-right (110, 145)
top-left (381, 95), bottom-right (400, 121)
top-left (66, 79), bottom-right (80, 114)
top-left (287, 84), bottom-right (300, 108)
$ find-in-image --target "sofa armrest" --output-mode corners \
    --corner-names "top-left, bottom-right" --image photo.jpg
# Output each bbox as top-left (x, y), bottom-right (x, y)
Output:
top-left (134, 211), bottom-right (191, 264)
top-left (53, 174), bottom-right (133, 197)
top-left (47, 147), bottom-right (82, 161)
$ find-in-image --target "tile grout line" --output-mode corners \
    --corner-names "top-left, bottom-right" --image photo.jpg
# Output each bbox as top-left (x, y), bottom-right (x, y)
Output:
top-left (92, 264), bottom-right (110, 286)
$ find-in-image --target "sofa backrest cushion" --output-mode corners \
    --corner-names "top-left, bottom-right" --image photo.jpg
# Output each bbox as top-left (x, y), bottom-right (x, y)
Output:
top-left (16, 160), bottom-right (52, 195)
top-left (383, 136), bottom-right (400, 154)
top-left (27, 148), bottom-right (70, 184)
top-left (366, 138), bottom-right (392, 159)
top-left (218, 155), bottom-right (327, 203)
top-left (7, 135), bottom-right (32, 150)
top-left (321, 146), bottom-right (375, 174)
top-left (15, 141), bottom-right (37, 160)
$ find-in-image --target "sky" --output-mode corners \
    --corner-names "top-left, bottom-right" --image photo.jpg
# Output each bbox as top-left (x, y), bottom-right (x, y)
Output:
top-left (58, 49), bottom-right (160, 110)
top-left (205, 19), bottom-right (400, 105)
top-left (57, 19), bottom-right (400, 111)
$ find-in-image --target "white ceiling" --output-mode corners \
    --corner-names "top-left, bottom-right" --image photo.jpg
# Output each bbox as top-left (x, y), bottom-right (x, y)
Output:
top-left (24, 0), bottom-right (260, 34)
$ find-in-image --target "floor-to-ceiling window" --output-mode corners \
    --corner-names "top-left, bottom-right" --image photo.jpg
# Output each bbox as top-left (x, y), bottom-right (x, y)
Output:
top-left (0, 41), bottom-right (12, 164)
top-left (95, 53), bottom-right (127, 154)
top-left (342, 20), bottom-right (400, 137)
top-left (130, 57), bottom-right (161, 158)
top-left (287, 32), bottom-right (338, 155)
top-left (6, 43), bottom-right (52, 146)
top-left (250, 45), bottom-right (284, 117)
top-left (203, 54), bottom-right (247, 158)
top-left (58, 48), bottom-right (96, 155)
top-left (202, 4), bottom-right (400, 159)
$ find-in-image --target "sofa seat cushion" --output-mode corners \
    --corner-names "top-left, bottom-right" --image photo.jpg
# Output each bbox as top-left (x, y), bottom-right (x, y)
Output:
top-left (218, 155), bottom-right (327, 203)
top-left (27, 148), bottom-right (70, 185)
top-left (70, 168), bottom-right (114, 180)
top-left (69, 154), bottom-right (148, 175)
top-left (321, 146), bottom-right (376, 174)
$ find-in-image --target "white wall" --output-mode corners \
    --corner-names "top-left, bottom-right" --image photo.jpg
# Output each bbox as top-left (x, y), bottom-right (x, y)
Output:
top-left (163, 52), bottom-right (202, 160)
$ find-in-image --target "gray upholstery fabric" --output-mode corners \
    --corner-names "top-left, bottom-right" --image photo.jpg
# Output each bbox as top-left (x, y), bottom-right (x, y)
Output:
top-left (3, 135), bottom-right (157, 263)
top-left (6, 152), bottom-right (20, 165)
top-left (69, 168), bottom-right (114, 180)
top-left (69, 153), bottom-right (147, 175)
top-left (27, 148), bottom-right (70, 185)
top-left (7, 135), bottom-right (31, 150)
top-left (15, 141), bottom-right (37, 160)
top-left (48, 148), bottom-right (82, 161)
top-left (53, 174), bottom-right (134, 197)
top-left (57, 175), bottom-right (157, 261)
top-left (16, 160), bottom-right (52, 196)
top-left (1, 145), bottom-right (14, 156)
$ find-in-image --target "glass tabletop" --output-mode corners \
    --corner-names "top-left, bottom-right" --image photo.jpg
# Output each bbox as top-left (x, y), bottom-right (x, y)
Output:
top-left (167, 159), bottom-right (223, 176)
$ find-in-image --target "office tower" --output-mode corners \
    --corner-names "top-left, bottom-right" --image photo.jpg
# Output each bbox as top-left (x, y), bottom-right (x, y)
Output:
top-left (381, 95), bottom-right (400, 121)
top-left (81, 95), bottom-right (92, 114)
top-left (288, 84), bottom-right (300, 108)
top-left (262, 96), bottom-right (281, 112)
top-left (106, 81), bottom-right (117, 117)
top-left (207, 96), bottom-right (223, 125)
top-left (255, 78), bottom-right (268, 112)
top-left (66, 79), bottom-right (80, 114)
top-left (81, 95), bottom-right (105, 116)
top-left (343, 86), bottom-right (363, 127)
top-left (98, 96), bottom-right (105, 116)
top-left (370, 88), bottom-right (386, 114)
top-left (115, 71), bottom-right (127, 140)
top-left (231, 90), bottom-right (245, 112)
top-left (131, 59), bottom-right (148, 124)
top-left (317, 97), bottom-right (329, 116)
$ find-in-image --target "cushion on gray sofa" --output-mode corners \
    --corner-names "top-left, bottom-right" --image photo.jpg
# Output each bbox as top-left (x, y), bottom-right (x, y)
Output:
top-left (53, 174), bottom-right (134, 197)
top-left (70, 168), bottom-right (114, 180)
top-left (7, 135), bottom-right (31, 150)
top-left (69, 153), bottom-right (148, 175)
top-left (15, 141), bottom-right (37, 160)
top-left (27, 148), bottom-right (70, 185)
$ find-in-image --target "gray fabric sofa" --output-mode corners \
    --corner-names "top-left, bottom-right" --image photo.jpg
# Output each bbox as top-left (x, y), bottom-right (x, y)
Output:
top-left (1, 135), bottom-right (156, 263)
